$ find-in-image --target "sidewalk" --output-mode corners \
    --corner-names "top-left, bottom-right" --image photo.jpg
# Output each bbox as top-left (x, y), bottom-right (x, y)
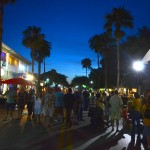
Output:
top-left (0, 105), bottom-right (147, 150)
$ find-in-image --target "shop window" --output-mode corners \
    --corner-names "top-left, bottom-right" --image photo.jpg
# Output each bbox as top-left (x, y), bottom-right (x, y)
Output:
top-left (9, 56), bottom-right (19, 66)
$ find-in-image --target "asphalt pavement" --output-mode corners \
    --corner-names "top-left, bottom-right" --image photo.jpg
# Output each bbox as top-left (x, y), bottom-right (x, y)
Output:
top-left (0, 104), bottom-right (148, 150)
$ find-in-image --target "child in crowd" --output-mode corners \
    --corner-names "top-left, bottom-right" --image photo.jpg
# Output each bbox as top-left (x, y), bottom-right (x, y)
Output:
top-left (34, 93), bottom-right (42, 127)
top-left (122, 105), bottom-right (128, 129)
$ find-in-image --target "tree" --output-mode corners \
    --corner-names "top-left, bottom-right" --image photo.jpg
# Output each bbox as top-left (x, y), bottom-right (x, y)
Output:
top-left (95, 32), bottom-right (115, 89)
top-left (120, 26), bottom-right (150, 91)
top-left (71, 76), bottom-right (89, 88)
top-left (41, 69), bottom-right (69, 87)
top-left (81, 58), bottom-right (91, 86)
top-left (104, 6), bottom-right (133, 88)
top-left (22, 26), bottom-right (44, 75)
top-left (89, 35), bottom-right (102, 68)
top-left (0, 0), bottom-right (15, 81)
top-left (89, 35), bottom-right (102, 88)
top-left (122, 26), bottom-right (150, 59)
top-left (89, 68), bottom-right (101, 89)
top-left (34, 39), bottom-right (51, 87)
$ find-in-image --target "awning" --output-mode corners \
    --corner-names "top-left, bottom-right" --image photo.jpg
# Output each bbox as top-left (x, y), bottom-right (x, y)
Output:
top-left (0, 78), bottom-right (33, 85)
top-left (142, 49), bottom-right (150, 64)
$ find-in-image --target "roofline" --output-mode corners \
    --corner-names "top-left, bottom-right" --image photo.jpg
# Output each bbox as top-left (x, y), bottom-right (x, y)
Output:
top-left (2, 42), bottom-right (31, 65)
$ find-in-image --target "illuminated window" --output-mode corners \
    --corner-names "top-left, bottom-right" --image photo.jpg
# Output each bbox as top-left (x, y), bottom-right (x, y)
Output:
top-left (9, 56), bottom-right (19, 66)
top-left (1, 52), bottom-right (6, 66)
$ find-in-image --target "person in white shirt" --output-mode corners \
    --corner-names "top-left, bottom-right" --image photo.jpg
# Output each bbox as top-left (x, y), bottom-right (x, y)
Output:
top-left (42, 87), bottom-right (55, 128)
top-left (109, 90), bottom-right (123, 132)
top-left (34, 93), bottom-right (42, 127)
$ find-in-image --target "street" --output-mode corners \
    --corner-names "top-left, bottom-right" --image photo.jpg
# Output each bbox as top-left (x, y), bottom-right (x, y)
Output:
top-left (0, 106), bottom-right (147, 150)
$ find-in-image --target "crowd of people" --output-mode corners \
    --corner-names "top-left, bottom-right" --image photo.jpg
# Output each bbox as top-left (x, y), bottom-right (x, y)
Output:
top-left (88, 89), bottom-right (150, 149)
top-left (3, 85), bottom-right (85, 128)
top-left (2, 85), bottom-right (150, 149)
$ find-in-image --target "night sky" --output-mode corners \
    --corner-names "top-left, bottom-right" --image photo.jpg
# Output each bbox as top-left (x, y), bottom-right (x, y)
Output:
top-left (2, 0), bottom-right (150, 83)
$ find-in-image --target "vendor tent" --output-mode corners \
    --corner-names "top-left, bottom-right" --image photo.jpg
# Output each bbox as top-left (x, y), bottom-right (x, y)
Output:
top-left (0, 78), bottom-right (33, 85)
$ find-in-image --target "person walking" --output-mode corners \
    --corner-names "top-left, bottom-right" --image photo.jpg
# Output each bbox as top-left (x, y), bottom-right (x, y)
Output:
top-left (83, 89), bottom-right (90, 111)
top-left (17, 86), bottom-right (27, 120)
top-left (122, 105), bottom-right (128, 130)
top-left (78, 90), bottom-right (84, 121)
top-left (42, 87), bottom-right (55, 128)
top-left (27, 88), bottom-right (35, 120)
top-left (130, 92), bottom-right (142, 141)
top-left (63, 88), bottom-right (75, 128)
top-left (54, 87), bottom-right (64, 122)
top-left (3, 85), bottom-right (17, 120)
top-left (34, 92), bottom-right (42, 127)
top-left (95, 93), bottom-right (105, 129)
top-left (73, 90), bottom-right (81, 125)
top-left (109, 90), bottom-right (123, 132)
top-left (142, 94), bottom-right (150, 149)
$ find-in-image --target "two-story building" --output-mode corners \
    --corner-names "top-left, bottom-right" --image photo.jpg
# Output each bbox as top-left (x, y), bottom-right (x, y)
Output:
top-left (1, 43), bottom-right (31, 79)
top-left (1, 43), bottom-right (31, 93)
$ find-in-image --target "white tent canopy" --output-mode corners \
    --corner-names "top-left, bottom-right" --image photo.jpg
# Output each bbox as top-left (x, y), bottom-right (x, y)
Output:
top-left (142, 49), bottom-right (150, 64)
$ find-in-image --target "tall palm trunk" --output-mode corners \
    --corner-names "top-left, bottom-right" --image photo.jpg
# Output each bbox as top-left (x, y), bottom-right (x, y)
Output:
top-left (31, 48), bottom-right (35, 75)
top-left (44, 58), bottom-right (45, 73)
top-left (97, 52), bottom-right (100, 68)
top-left (0, 1), bottom-right (3, 82)
top-left (37, 60), bottom-right (41, 91)
top-left (116, 39), bottom-right (120, 89)
top-left (86, 67), bottom-right (87, 86)
top-left (97, 52), bottom-right (100, 89)
top-left (104, 57), bottom-right (108, 89)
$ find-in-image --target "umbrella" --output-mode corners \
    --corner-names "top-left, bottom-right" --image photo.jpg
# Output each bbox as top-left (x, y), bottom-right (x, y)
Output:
top-left (0, 78), bottom-right (33, 85)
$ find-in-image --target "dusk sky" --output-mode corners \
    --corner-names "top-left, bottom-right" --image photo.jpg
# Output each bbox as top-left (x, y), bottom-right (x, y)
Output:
top-left (2, 0), bottom-right (150, 83)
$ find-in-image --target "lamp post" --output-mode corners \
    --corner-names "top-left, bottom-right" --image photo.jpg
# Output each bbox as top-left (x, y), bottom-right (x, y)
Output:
top-left (88, 80), bottom-right (93, 90)
top-left (133, 60), bottom-right (144, 95)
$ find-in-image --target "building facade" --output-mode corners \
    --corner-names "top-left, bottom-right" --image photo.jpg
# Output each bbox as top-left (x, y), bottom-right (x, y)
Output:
top-left (1, 43), bottom-right (31, 80)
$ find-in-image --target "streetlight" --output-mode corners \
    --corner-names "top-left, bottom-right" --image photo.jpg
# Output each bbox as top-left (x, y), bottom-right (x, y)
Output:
top-left (45, 78), bottom-right (49, 86)
top-left (132, 60), bottom-right (145, 94)
top-left (27, 74), bottom-right (34, 81)
top-left (90, 81), bottom-right (93, 84)
top-left (133, 61), bottom-right (144, 72)
top-left (89, 81), bottom-right (93, 90)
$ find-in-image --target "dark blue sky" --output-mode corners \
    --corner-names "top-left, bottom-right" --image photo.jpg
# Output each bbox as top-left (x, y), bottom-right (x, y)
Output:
top-left (3, 0), bottom-right (150, 82)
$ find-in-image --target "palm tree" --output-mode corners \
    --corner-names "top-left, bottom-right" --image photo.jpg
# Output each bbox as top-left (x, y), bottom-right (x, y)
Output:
top-left (89, 34), bottom-right (103, 89)
top-left (0, 0), bottom-right (15, 81)
top-left (89, 35), bottom-right (101, 68)
top-left (81, 58), bottom-right (91, 86)
top-left (104, 6), bottom-right (133, 88)
top-left (34, 39), bottom-right (51, 87)
top-left (98, 32), bottom-right (115, 89)
top-left (22, 26), bottom-right (44, 75)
